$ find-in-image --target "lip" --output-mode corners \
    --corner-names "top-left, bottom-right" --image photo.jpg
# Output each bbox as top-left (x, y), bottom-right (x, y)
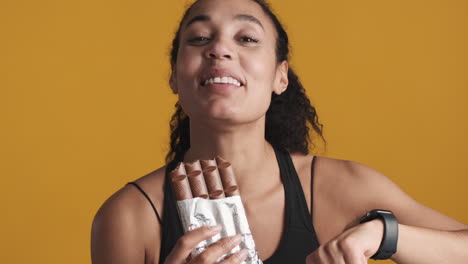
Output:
top-left (199, 68), bottom-right (244, 86)
top-left (203, 82), bottom-right (240, 95)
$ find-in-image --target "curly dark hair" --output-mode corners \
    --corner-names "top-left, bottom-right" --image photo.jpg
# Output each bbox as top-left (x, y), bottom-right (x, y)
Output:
top-left (166, 0), bottom-right (325, 163)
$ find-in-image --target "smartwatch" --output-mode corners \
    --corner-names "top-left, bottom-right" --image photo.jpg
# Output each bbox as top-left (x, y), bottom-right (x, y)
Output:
top-left (360, 209), bottom-right (398, 260)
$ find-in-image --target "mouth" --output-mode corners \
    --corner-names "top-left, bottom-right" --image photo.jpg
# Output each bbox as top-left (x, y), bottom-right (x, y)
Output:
top-left (199, 75), bottom-right (244, 87)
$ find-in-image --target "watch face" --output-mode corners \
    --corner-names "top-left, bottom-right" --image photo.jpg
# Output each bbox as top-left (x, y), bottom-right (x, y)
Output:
top-left (374, 210), bottom-right (393, 215)
top-left (361, 209), bottom-right (394, 223)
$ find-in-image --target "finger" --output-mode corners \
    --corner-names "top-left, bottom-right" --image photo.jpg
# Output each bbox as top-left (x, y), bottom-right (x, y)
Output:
top-left (314, 244), bottom-right (337, 264)
top-left (339, 239), bottom-right (365, 264)
top-left (220, 249), bottom-right (249, 264)
top-left (166, 225), bottom-right (222, 263)
top-left (307, 248), bottom-right (326, 264)
top-left (329, 240), bottom-right (348, 264)
top-left (305, 251), bottom-right (318, 264)
top-left (322, 243), bottom-right (337, 264)
top-left (342, 248), bottom-right (366, 264)
top-left (191, 234), bottom-right (242, 264)
top-left (328, 240), bottom-right (346, 264)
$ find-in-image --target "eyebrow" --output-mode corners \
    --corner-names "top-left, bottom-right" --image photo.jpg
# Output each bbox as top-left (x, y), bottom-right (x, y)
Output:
top-left (184, 14), bottom-right (264, 30)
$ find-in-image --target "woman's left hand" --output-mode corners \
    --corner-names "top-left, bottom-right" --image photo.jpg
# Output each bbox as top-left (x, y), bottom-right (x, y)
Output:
top-left (306, 219), bottom-right (385, 264)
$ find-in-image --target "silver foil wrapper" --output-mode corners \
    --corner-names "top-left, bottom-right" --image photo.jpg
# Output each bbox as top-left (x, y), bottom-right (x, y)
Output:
top-left (177, 196), bottom-right (263, 264)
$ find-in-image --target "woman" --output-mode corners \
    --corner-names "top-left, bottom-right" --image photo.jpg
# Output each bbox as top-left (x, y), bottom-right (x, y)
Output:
top-left (91, 0), bottom-right (468, 263)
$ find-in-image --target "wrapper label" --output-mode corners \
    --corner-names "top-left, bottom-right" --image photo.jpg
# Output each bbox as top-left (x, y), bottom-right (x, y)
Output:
top-left (177, 196), bottom-right (263, 264)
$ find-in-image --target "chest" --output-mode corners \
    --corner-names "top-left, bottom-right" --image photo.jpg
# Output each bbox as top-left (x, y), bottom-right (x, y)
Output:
top-left (243, 180), bottom-right (285, 261)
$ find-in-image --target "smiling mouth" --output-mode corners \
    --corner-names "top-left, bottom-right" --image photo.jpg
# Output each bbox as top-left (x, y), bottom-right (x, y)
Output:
top-left (200, 76), bottom-right (244, 87)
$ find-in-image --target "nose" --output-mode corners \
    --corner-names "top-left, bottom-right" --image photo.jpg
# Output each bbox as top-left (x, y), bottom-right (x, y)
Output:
top-left (204, 36), bottom-right (235, 60)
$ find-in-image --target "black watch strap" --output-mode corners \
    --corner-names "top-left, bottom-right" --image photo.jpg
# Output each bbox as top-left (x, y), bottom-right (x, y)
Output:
top-left (360, 209), bottom-right (398, 260)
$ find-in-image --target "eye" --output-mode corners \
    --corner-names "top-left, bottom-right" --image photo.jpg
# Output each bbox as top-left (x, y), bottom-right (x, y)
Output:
top-left (240, 36), bottom-right (259, 43)
top-left (188, 36), bottom-right (211, 44)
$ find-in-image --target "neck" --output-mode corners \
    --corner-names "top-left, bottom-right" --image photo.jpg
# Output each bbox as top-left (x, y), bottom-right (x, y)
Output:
top-left (183, 118), bottom-right (275, 185)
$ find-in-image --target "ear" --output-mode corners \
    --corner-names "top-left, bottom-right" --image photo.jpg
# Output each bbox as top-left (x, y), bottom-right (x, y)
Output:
top-left (169, 69), bottom-right (178, 94)
top-left (273, 60), bottom-right (289, 95)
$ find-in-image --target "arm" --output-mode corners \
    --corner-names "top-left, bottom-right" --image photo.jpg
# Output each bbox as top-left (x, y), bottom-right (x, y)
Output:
top-left (91, 186), bottom-right (160, 264)
top-left (393, 223), bottom-right (468, 263)
top-left (346, 160), bottom-right (468, 263)
top-left (307, 158), bottom-right (468, 263)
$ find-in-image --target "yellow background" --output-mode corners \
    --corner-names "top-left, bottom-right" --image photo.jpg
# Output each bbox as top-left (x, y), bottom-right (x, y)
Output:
top-left (1, 0), bottom-right (467, 263)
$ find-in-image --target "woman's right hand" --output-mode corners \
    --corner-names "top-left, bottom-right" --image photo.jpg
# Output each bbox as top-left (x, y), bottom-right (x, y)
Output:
top-left (164, 225), bottom-right (249, 264)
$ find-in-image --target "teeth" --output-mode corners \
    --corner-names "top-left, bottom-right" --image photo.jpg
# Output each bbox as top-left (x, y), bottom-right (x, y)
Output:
top-left (203, 76), bottom-right (241, 86)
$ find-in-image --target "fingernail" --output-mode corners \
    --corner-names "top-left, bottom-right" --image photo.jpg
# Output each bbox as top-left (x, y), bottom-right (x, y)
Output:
top-left (231, 234), bottom-right (242, 244)
top-left (236, 249), bottom-right (248, 260)
top-left (209, 225), bottom-right (222, 233)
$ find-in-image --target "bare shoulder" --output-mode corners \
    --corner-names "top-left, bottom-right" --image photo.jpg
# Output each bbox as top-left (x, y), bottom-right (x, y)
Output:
top-left (91, 166), bottom-right (167, 264)
top-left (310, 156), bottom-right (391, 220)
top-left (311, 157), bottom-right (468, 231)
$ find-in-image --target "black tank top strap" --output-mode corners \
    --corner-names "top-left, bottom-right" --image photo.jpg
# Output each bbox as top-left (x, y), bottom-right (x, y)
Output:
top-left (126, 181), bottom-right (163, 225)
top-left (275, 148), bottom-right (315, 232)
top-left (264, 147), bottom-right (319, 263)
top-left (310, 155), bottom-right (318, 221)
top-left (159, 156), bottom-right (185, 264)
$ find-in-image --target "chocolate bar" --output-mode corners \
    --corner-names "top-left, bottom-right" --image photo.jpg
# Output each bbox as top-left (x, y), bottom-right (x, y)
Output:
top-left (170, 157), bottom-right (240, 200)
top-left (169, 156), bottom-right (262, 264)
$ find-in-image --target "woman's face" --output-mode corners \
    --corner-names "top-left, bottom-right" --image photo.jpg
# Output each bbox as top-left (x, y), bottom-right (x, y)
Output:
top-left (171, 0), bottom-right (288, 126)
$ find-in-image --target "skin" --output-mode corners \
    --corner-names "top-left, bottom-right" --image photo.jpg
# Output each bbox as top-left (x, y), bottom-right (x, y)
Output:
top-left (91, 0), bottom-right (468, 263)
